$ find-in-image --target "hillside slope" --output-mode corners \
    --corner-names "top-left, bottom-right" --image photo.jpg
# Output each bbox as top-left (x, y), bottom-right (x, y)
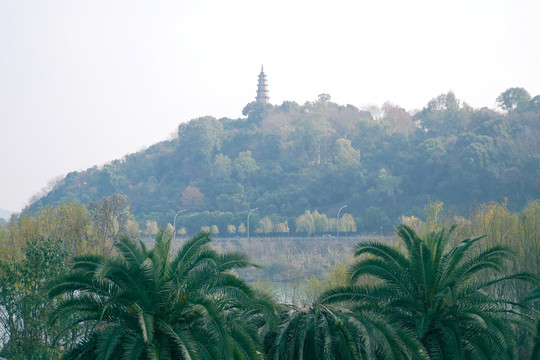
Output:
top-left (27, 90), bottom-right (540, 233)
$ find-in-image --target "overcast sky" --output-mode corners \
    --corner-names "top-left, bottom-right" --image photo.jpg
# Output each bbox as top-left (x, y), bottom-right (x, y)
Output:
top-left (1, 0), bottom-right (539, 212)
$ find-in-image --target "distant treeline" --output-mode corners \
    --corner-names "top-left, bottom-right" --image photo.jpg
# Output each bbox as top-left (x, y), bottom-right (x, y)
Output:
top-left (26, 87), bottom-right (540, 231)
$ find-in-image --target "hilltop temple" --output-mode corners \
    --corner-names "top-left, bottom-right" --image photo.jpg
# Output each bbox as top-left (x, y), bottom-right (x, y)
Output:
top-left (255, 66), bottom-right (269, 103)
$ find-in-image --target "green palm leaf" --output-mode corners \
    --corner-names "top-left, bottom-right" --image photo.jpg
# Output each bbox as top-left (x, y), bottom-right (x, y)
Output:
top-left (322, 224), bottom-right (536, 360)
top-left (49, 230), bottom-right (269, 359)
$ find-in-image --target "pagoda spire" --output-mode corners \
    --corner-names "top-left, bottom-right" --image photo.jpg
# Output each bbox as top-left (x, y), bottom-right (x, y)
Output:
top-left (255, 65), bottom-right (269, 104)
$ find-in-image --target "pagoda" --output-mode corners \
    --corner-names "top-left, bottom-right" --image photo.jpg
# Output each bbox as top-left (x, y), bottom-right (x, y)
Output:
top-left (255, 65), bottom-right (269, 103)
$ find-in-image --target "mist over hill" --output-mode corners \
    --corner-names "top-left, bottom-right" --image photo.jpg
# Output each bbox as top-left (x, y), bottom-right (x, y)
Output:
top-left (26, 89), bottom-right (540, 233)
top-left (0, 209), bottom-right (13, 220)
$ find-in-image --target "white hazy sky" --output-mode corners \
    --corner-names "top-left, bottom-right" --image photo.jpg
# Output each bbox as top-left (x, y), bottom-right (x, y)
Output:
top-left (1, 0), bottom-right (539, 212)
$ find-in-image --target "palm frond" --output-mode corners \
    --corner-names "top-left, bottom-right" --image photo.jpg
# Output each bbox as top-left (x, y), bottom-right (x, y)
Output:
top-left (49, 229), bottom-right (272, 360)
top-left (353, 241), bottom-right (411, 276)
top-left (319, 284), bottom-right (395, 306)
top-left (349, 257), bottom-right (411, 290)
top-left (96, 324), bottom-right (126, 360)
top-left (170, 231), bottom-right (212, 278)
top-left (115, 236), bottom-right (147, 267)
top-left (120, 331), bottom-right (147, 360)
top-left (396, 225), bottom-right (420, 258)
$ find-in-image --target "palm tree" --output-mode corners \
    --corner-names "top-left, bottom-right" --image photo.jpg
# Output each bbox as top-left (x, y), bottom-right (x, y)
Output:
top-left (524, 287), bottom-right (540, 360)
top-left (321, 225), bottom-right (535, 360)
top-left (266, 302), bottom-right (426, 360)
top-left (49, 230), bottom-right (275, 360)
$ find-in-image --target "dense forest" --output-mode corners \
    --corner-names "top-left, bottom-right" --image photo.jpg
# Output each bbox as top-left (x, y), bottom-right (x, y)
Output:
top-left (26, 87), bottom-right (540, 234)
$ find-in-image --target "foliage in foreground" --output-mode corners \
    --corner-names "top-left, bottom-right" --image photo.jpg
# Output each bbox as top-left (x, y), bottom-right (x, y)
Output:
top-left (0, 237), bottom-right (67, 359)
top-left (524, 288), bottom-right (540, 360)
top-left (320, 225), bottom-right (538, 360)
top-left (0, 213), bottom-right (538, 359)
top-left (48, 230), bottom-right (276, 359)
top-left (266, 302), bottom-right (426, 360)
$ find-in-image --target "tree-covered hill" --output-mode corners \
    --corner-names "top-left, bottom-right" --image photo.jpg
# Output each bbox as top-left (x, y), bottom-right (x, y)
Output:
top-left (26, 88), bottom-right (540, 233)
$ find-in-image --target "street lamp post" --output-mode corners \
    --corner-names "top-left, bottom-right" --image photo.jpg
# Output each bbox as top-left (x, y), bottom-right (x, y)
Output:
top-left (337, 205), bottom-right (347, 239)
top-left (173, 209), bottom-right (186, 236)
top-left (247, 207), bottom-right (258, 241)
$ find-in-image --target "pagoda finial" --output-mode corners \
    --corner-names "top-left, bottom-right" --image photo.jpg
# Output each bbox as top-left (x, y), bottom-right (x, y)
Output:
top-left (256, 66), bottom-right (269, 104)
